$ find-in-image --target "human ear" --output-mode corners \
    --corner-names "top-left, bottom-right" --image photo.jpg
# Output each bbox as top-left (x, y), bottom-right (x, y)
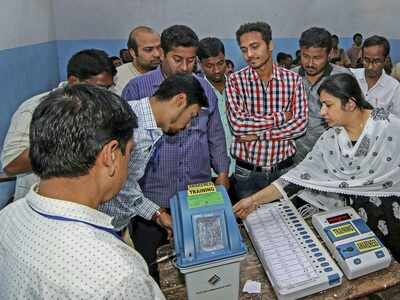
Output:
top-left (67, 75), bottom-right (79, 85)
top-left (101, 140), bottom-right (120, 176)
top-left (346, 98), bottom-right (357, 111)
top-left (128, 48), bottom-right (137, 60)
top-left (268, 41), bottom-right (274, 52)
top-left (175, 93), bottom-right (188, 109)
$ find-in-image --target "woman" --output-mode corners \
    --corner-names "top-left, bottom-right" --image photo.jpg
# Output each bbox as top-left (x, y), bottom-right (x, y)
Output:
top-left (234, 73), bottom-right (400, 260)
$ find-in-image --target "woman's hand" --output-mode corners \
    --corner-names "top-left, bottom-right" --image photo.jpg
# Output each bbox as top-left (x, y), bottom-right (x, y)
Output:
top-left (233, 196), bottom-right (258, 219)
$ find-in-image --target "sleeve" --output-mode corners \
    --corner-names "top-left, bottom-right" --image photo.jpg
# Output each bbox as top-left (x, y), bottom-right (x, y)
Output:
top-left (122, 79), bottom-right (140, 101)
top-left (205, 86), bottom-right (230, 174)
top-left (260, 77), bottom-right (309, 141)
top-left (1, 108), bottom-right (32, 168)
top-left (225, 75), bottom-right (286, 136)
top-left (100, 153), bottom-right (159, 230)
top-left (389, 84), bottom-right (400, 118)
top-left (272, 178), bottom-right (305, 200)
top-left (119, 154), bottom-right (160, 220)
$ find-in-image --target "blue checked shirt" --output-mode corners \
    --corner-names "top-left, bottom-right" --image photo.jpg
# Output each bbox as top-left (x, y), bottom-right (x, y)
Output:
top-left (122, 67), bottom-right (230, 207)
top-left (98, 98), bottom-right (163, 230)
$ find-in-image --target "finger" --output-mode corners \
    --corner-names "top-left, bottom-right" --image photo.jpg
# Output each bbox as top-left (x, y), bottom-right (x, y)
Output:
top-left (167, 229), bottom-right (173, 240)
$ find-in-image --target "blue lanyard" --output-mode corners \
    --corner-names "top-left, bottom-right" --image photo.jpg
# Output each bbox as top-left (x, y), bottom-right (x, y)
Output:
top-left (28, 204), bottom-right (123, 242)
top-left (148, 131), bottom-right (163, 171)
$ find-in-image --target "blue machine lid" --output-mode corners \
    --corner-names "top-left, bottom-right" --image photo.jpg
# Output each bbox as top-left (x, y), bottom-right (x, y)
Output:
top-left (170, 185), bottom-right (247, 269)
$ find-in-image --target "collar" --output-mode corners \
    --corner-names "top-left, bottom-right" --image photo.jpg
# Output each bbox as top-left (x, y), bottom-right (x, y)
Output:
top-left (298, 63), bottom-right (334, 86)
top-left (27, 184), bottom-right (115, 230)
top-left (357, 68), bottom-right (387, 88)
top-left (128, 63), bottom-right (140, 75)
top-left (246, 64), bottom-right (282, 82)
top-left (151, 66), bottom-right (166, 89)
top-left (141, 97), bottom-right (159, 130)
top-left (204, 75), bottom-right (226, 97)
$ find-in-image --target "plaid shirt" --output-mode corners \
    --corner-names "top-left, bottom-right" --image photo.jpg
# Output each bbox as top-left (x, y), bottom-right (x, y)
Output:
top-left (122, 67), bottom-right (229, 207)
top-left (226, 64), bottom-right (308, 169)
top-left (98, 98), bottom-right (161, 230)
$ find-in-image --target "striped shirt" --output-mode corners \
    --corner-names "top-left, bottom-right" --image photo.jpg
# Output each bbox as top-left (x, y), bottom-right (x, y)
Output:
top-left (226, 64), bottom-right (308, 169)
top-left (122, 67), bottom-right (229, 207)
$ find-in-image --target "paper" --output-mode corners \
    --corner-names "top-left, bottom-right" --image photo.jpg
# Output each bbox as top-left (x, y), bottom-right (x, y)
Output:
top-left (243, 280), bottom-right (261, 294)
top-left (187, 191), bottom-right (224, 208)
top-left (187, 181), bottom-right (216, 196)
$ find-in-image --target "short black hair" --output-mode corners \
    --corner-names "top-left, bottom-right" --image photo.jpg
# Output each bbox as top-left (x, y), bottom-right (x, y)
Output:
top-left (197, 37), bottom-right (225, 61)
top-left (236, 22), bottom-right (272, 45)
top-left (331, 34), bottom-right (339, 41)
top-left (67, 49), bottom-right (116, 80)
top-left (153, 74), bottom-right (208, 108)
top-left (353, 33), bottom-right (363, 42)
top-left (119, 48), bottom-right (128, 57)
top-left (226, 59), bottom-right (235, 69)
top-left (362, 35), bottom-right (390, 57)
top-left (318, 73), bottom-right (373, 110)
top-left (127, 26), bottom-right (157, 55)
top-left (299, 27), bottom-right (332, 53)
top-left (30, 84), bottom-right (137, 179)
top-left (276, 52), bottom-right (291, 63)
top-left (161, 25), bottom-right (199, 54)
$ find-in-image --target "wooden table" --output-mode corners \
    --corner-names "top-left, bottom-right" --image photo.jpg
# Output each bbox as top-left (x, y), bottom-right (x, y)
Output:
top-left (157, 226), bottom-right (400, 300)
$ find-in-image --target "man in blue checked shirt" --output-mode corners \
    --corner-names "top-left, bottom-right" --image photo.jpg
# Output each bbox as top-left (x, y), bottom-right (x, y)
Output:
top-left (122, 24), bottom-right (230, 280)
top-left (99, 73), bottom-right (208, 240)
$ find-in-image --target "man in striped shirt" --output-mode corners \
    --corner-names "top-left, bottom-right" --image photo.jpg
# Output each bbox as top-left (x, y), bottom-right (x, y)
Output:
top-left (226, 22), bottom-right (308, 199)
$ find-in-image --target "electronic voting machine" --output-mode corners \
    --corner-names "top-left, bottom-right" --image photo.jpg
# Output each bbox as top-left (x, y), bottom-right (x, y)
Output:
top-left (312, 207), bottom-right (391, 279)
top-left (170, 182), bottom-right (247, 300)
top-left (244, 200), bottom-right (343, 300)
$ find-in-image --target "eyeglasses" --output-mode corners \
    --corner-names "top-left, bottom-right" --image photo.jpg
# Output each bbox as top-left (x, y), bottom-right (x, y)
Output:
top-left (362, 57), bottom-right (385, 66)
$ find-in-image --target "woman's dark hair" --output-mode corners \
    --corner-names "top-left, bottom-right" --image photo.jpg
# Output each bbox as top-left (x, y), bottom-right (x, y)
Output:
top-left (318, 73), bottom-right (373, 109)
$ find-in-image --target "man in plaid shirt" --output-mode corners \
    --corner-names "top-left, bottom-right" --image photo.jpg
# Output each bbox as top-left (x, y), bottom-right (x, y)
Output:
top-left (226, 22), bottom-right (309, 199)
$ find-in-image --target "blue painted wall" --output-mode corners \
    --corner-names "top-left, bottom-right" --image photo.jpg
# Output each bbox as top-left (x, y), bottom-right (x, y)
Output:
top-left (0, 42), bottom-right (60, 165)
top-left (56, 37), bottom-right (400, 81)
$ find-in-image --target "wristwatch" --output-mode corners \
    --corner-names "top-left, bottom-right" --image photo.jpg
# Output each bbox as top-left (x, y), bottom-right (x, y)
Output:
top-left (152, 208), bottom-right (168, 222)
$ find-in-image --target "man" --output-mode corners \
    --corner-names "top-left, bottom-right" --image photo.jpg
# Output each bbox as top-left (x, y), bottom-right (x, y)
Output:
top-left (276, 52), bottom-right (293, 69)
top-left (113, 26), bottom-right (161, 95)
top-left (197, 37), bottom-right (237, 198)
top-left (120, 48), bottom-right (133, 63)
top-left (351, 35), bottom-right (400, 116)
top-left (0, 84), bottom-right (165, 299)
top-left (99, 73), bottom-right (208, 237)
top-left (346, 33), bottom-right (363, 68)
top-left (123, 25), bottom-right (229, 279)
top-left (226, 22), bottom-right (308, 199)
top-left (292, 27), bottom-right (350, 164)
top-left (111, 55), bottom-right (123, 67)
top-left (1, 49), bottom-right (115, 200)
top-left (225, 59), bottom-right (235, 76)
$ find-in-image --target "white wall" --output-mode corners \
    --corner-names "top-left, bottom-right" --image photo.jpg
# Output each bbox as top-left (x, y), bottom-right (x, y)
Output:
top-left (52, 0), bottom-right (400, 40)
top-left (0, 0), bottom-right (56, 50)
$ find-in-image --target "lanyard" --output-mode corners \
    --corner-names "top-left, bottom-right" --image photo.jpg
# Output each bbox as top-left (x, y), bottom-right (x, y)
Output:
top-left (28, 204), bottom-right (123, 242)
top-left (148, 131), bottom-right (163, 171)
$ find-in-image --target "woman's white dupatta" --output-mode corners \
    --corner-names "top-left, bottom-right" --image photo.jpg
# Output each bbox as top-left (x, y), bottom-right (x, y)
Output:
top-left (281, 110), bottom-right (400, 210)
